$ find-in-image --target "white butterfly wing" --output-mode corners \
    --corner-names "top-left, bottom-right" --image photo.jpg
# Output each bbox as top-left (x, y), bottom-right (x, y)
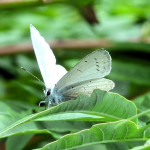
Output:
top-left (30, 25), bottom-right (67, 88)
top-left (60, 78), bottom-right (114, 99)
top-left (56, 50), bottom-right (112, 91)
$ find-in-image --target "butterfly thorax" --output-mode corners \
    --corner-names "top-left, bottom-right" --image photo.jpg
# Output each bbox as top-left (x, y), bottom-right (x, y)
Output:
top-left (44, 87), bottom-right (65, 108)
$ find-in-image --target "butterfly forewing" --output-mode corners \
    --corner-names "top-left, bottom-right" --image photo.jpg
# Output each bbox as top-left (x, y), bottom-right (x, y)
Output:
top-left (56, 50), bottom-right (112, 91)
top-left (30, 25), bottom-right (67, 88)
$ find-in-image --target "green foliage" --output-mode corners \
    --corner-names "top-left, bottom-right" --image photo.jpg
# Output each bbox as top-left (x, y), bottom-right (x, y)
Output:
top-left (35, 120), bottom-right (150, 150)
top-left (0, 90), bottom-right (150, 149)
top-left (0, 0), bottom-right (150, 149)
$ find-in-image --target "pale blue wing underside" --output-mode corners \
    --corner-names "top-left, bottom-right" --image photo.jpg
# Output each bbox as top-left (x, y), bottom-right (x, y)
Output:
top-left (59, 78), bottom-right (115, 100)
top-left (30, 25), bottom-right (67, 88)
top-left (56, 50), bottom-right (113, 92)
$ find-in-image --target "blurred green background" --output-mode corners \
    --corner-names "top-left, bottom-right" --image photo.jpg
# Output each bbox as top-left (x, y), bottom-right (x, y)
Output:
top-left (0, 0), bottom-right (150, 149)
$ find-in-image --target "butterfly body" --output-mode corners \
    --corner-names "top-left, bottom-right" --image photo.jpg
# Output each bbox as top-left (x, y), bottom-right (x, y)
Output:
top-left (45, 88), bottom-right (65, 105)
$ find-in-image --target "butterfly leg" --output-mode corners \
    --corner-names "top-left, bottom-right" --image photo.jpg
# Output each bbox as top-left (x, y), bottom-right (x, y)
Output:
top-left (47, 100), bottom-right (51, 108)
top-left (54, 98), bottom-right (59, 105)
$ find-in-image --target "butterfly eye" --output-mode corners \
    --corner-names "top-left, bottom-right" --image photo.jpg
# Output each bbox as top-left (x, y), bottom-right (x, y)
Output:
top-left (47, 89), bottom-right (51, 96)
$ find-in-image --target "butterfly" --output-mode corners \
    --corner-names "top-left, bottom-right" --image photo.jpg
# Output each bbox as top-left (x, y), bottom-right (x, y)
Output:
top-left (30, 25), bottom-right (115, 108)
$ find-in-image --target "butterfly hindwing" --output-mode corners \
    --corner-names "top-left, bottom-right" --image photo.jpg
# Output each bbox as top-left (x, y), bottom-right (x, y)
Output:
top-left (60, 78), bottom-right (114, 100)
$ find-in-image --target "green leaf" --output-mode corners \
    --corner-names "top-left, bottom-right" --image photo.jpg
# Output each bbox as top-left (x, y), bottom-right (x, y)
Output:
top-left (35, 90), bottom-right (137, 123)
top-left (133, 92), bottom-right (150, 111)
top-left (0, 101), bottom-right (56, 139)
top-left (133, 92), bottom-right (150, 123)
top-left (0, 90), bottom-right (137, 138)
top-left (34, 120), bottom-right (150, 150)
top-left (6, 134), bottom-right (33, 150)
top-left (130, 140), bottom-right (150, 150)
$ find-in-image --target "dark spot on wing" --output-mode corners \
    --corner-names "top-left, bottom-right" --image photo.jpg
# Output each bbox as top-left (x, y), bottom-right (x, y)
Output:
top-left (96, 62), bottom-right (99, 63)
top-left (96, 65), bottom-right (99, 67)
top-left (77, 69), bottom-right (82, 73)
top-left (85, 60), bottom-right (87, 62)
top-left (97, 69), bottom-right (100, 71)
top-left (94, 58), bottom-right (97, 61)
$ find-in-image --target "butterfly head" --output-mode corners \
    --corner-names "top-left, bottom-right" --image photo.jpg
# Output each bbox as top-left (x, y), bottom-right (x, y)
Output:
top-left (38, 88), bottom-right (51, 108)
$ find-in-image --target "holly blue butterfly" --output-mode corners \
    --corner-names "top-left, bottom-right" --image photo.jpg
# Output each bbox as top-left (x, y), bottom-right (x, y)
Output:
top-left (30, 25), bottom-right (115, 108)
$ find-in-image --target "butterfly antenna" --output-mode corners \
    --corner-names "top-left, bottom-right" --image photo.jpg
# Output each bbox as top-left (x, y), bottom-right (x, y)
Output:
top-left (21, 67), bottom-right (44, 85)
